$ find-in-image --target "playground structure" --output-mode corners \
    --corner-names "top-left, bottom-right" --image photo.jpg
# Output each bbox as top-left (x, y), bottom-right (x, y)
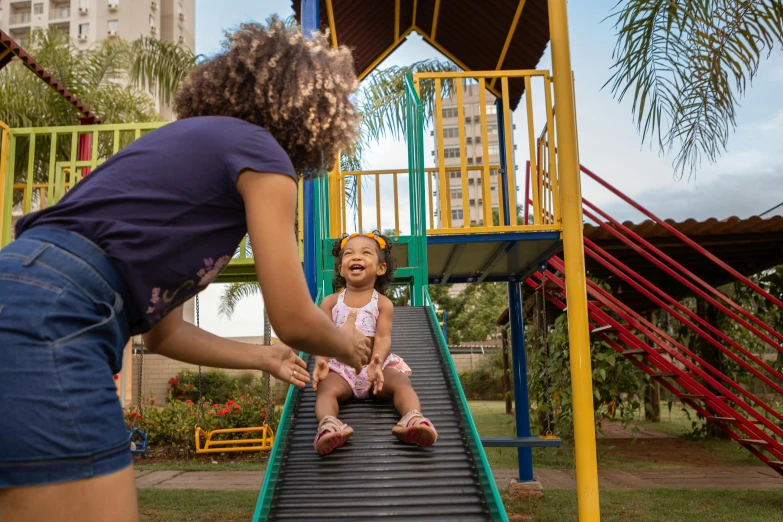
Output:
top-left (2, 1), bottom-right (783, 521)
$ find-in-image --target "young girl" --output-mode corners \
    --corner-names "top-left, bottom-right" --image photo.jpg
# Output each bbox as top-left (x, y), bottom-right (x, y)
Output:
top-left (311, 232), bottom-right (438, 455)
top-left (0, 18), bottom-right (372, 521)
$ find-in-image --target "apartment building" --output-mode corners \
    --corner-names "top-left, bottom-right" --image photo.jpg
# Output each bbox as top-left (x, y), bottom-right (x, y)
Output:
top-left (432, 82), bottom-right (517, 228)
top-left (1, 0), bottom-right (194, 50)
top-left (0, 0), bottom-right (195, 118)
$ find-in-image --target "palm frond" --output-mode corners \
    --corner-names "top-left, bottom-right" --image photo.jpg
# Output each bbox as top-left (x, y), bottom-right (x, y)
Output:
top-left (218, 282), bottom-right (261, 319)
top-left (128, 36), bottom-right (200, 107)
top-left (607, 0), bottom-right (783, 179)
top-left (359, 59), bottom-right (459, 143)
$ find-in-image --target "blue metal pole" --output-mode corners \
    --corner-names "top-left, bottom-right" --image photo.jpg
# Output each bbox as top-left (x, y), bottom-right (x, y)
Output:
top-left (495, 98), bottom-right (512, 226)
top-left (508, 280), bottom-right (534, 482)
top-left (301, 0), bottom-right (319, 300)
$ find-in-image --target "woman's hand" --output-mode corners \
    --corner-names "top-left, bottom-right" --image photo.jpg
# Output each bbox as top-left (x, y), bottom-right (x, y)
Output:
top-left (365, 354), bottom-right (384, 396)
top-left (263, 344), bottom-right (309, 388)
top-left (337, 309), bottom-right (372, 372)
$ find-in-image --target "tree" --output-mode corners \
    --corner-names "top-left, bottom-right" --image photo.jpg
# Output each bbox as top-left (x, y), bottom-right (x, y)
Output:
top-left (0, 27), bottom-right (199, 129)
top-left (607, 1), bottom-right (783, 179)
top-left (428, 283), bottom-right (507, 345)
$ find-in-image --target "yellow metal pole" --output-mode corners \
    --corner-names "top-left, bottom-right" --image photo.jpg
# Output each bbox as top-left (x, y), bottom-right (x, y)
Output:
top-left (478, 78), bottom-right (492, 227)
top-left (375, 173), bottom-right (381, 231)
top-left (434, 79), bottom-right (449, 229)
top-left (547, 0), bottom-right (600, 520)
top-left (456, 81), bottom-right (469, 229)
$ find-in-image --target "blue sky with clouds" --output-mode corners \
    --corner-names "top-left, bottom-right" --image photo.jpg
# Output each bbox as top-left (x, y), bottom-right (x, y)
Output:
top-left (194, 0), bottom-right (783, 337)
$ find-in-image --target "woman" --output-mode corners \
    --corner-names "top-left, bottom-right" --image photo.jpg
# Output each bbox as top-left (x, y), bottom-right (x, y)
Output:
top-left (0, 17), bottom-right (368, 522)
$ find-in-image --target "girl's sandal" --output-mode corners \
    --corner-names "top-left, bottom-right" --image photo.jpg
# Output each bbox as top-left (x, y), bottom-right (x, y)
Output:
top-left (392, 410), bottom-right (438, 447)
top-left (314, 416), bottom-right (354, 456)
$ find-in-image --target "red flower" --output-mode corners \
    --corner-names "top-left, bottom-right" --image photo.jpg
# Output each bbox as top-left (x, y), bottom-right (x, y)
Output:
top-left (186, 399), bottom-right (194, 405)
top-left (240, 395), bottom-right (245, 400)
top-left (149, 397), bottom-right (156, 404)
top-left (227, 400), bottom-right (235, 407)
top-left (170, 377), bottom-right (178, 385)
top-left (233, 403), bottom-right (241, 410)
top-left (213, 403), bottom-right (219, 408)
top-left (261, 412), bottom-right (266, 419)
top-left (177, 395), bottom-right (183, 399)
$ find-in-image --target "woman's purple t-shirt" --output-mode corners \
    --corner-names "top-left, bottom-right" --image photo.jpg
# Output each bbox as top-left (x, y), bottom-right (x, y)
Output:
top-left (15, 116), bottom-right (296, 335)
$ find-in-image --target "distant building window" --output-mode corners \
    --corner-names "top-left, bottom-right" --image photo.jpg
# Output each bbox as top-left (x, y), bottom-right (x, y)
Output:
top-left (449, 171), bottom-right (461, 179)
top-left (451, 209), bottom-right (464, 220)
top-left (487, 125), bottom-right (498, 135)
top-left (451, 189), bottom-right (462, 199)
top-left (149, 14), bottom-right (155, 26)
top-left (442, 126), bottom-right (459, 138)
top-left (107, 19), bottom-right (118, 32)
top-left (178, 2), bottom-right (183, 14)
top-left (488, 144), bottom-right (499, 156)
top-left (178, 25), bottom-right (183, 37)
top-left (80, 0), bottom-right (89, 8)
top-left (442, 107), bottom-right (458, 119)
top-left (79, 23), bottom-right (89, 35)
top-left (444, 147), bottom-right (460, 158)
top-left (486, 104), bottom-right (497, 115)
top-left (34, 3), bottom-right (43, 14)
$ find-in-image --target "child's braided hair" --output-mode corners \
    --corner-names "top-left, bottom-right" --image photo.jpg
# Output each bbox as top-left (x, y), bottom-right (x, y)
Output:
top-left (331, 231), bottom-right (395, 294)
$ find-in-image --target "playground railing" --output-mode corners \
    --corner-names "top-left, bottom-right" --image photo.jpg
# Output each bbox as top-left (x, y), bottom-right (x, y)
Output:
top-left (1, 121), bottom-right (167, 246)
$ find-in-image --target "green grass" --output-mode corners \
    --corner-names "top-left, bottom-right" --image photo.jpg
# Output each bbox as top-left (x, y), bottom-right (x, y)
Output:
top-left (135, 489), bottom-right (783, 522)
top-left (468, 401), bottom-right (760, 470)
top-left (138, 490), bottom-right (257, 522)
top-left (505, 489), bottom-right (783, 522)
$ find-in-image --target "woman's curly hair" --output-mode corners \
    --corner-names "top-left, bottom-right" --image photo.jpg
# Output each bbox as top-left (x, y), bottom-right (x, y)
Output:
top-left (331, 231), bottom-right (396, 294)
top-left (173, 16), bottom-right (360, 177)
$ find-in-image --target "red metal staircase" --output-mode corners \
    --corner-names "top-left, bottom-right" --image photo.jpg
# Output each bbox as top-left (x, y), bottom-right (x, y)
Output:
top-left (525, 163), bottom-right (783, 476)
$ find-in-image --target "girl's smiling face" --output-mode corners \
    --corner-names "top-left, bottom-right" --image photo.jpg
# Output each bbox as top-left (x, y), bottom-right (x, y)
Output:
top-left (338, 236), bottom-right (387, 289)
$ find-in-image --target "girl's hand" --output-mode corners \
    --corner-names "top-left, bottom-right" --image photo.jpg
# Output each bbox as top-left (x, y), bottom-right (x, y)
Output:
top-left (312, 358), bottom-right (330, 391)
top-left (366, 354), bottom-right (384, 395)
top-left (264, 344), bottom-right (310, 388)
top-left (338, 309), bottom-right (372, 372)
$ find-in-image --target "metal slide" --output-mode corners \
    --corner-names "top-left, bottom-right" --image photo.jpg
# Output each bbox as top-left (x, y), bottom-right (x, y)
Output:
top-left (253, 306), bottom-right (508, 521)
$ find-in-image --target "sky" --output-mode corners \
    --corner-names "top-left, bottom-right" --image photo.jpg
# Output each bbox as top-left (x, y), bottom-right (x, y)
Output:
top-left (193, 0), bottom-right (783, 338)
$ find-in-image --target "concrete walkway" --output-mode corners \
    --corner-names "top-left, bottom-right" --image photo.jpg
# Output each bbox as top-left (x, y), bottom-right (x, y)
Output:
top-left (136, 466), bottom-right (783, 492)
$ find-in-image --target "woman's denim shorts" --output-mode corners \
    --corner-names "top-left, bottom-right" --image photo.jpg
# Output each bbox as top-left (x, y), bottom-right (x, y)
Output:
top-left (0, 226), bottom-right (135, 488)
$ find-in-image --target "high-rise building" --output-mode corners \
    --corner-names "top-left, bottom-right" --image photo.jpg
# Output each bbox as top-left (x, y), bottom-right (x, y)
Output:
top-left (0, 0), bottom-right (195, 118)
top-left (432, 82), bottom-right (516, 228)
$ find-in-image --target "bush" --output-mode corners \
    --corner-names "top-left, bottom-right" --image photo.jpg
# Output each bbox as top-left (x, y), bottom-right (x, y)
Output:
top-left (458, 367), bottom-right (506, 400)
top-left (125, 392), bottom-right (280, 452)
top-left (169, 369), bottom-right (256, 404)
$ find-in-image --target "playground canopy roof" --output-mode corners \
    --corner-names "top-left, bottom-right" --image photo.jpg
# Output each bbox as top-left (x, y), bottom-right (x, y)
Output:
top-left (0, 29), bottom-right (99, 123)
top-left (293, 0), bottom-right (550, 109)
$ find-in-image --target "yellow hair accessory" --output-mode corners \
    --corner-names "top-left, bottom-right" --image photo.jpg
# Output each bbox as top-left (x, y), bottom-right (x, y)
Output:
top-left (340, 232), bottom-right (387, 250)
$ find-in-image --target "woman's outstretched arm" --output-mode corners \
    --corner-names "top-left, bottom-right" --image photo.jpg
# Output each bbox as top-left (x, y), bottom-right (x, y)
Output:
top-left (238, 170), bottom-right (370, 371)
top-left (143, 306), bottom-right (310, 387)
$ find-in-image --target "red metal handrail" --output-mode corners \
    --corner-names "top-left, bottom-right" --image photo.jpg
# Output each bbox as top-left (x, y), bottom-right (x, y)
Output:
top-left (582, 200), bottom-right (783, 350)
top-left (581, 164), bottom-right (783, 311)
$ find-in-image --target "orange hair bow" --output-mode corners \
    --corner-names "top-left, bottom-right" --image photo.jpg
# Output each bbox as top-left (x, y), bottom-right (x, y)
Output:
top-left (340, 232), bottom-right (387, 250)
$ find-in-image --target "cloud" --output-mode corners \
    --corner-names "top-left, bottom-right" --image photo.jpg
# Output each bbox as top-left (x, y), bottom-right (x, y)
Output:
top-left (598, 166), bottom-right (783, 223)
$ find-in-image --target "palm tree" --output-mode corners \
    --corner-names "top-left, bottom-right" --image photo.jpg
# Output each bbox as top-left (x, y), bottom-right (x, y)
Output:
top-left (0, 27), bottom-right (199, 129)
top-left (606, 1), bottom-right (783, 179)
